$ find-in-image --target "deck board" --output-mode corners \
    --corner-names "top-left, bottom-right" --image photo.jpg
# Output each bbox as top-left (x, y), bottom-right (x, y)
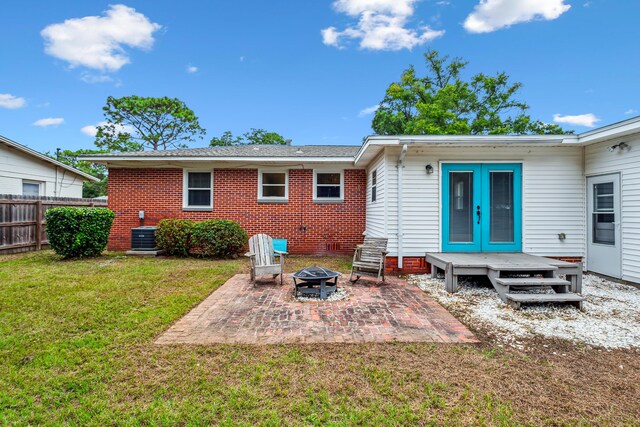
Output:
top-left (425, 252), bottom-right (578, 269)
top-left (425, 252), bottom-right (584, 302)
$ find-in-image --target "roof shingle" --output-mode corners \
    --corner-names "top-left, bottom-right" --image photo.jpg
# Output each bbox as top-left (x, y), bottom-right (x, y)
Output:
top-left (84, 145), bottom-right (361, 158)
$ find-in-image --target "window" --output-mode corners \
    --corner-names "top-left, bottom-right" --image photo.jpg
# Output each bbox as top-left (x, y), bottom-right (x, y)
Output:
top-left (22, 180), bottom-right (43, 196)
top-left (258, 171), bottom-right (288, 201)
top-left (371, 170), bottom-right (377, 202)
top-left (183, 170), bottom-right (213, 209)
top-left (314, 171), bottom-right (343, 201)
top-left (593, 181), bottom-right (615, 245)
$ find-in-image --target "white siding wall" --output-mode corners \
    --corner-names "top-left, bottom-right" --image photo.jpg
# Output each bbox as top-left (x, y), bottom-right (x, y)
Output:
top-left (585, 136), bottom-right (640, 282)
top-left (0, 144), bottom-right (84, 197)
top-left (383, 145), bottom-right (585, 258)
top-left (365, 152), bottom-right (387, 237)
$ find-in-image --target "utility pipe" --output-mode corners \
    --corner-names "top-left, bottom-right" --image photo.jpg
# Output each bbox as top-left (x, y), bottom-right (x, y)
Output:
top-left (397, 144), bottom-right (408, 269)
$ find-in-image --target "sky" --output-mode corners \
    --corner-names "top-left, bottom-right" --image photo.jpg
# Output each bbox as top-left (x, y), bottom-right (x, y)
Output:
top-left (1, 0), bottom-right (639, 153)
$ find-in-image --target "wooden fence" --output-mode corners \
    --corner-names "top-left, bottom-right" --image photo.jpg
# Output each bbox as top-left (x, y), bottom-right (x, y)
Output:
top-left (0, 194), bottom-right (107, 255)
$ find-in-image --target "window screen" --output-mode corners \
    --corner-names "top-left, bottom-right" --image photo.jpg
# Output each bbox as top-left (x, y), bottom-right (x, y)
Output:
top-left (186, 172), bottom-right (212, 207)
top-left (316, 173), bottom-right (342, 199)
top-left (261, 172), bottom-right (287, 198)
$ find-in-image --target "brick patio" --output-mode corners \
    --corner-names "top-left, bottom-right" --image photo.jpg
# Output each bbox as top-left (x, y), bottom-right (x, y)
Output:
top-left (156, 274), bottom-right (478, 345)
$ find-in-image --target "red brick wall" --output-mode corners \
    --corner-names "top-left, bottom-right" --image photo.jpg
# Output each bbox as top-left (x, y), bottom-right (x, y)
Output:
top-left (386, 257), bottom-right (430, 275)
top-left (107, 168), bottom-right (366, 255)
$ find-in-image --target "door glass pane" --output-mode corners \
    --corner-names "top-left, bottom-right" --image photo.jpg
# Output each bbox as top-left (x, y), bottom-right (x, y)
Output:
top-left (490, 171), bottom-right (514, 243)
top-left (593, 181), bottom-right (615, 245)
top-left (593, 213), bottom-right (615, 245)
top-left (449, 172), bottom-right (473, 243)
top-left (594, 182), bottom-right (614, 211)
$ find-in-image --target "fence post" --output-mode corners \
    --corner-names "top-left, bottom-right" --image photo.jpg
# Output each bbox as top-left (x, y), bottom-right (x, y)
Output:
top-left (35, 200), bottom-right (43, 250)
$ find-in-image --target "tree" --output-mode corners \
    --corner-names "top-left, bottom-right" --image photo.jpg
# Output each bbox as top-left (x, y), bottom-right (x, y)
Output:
top-left (95, 96), bottom-right (206, 152)
top-left (372, 50), bottom-right (571, 136)
top-left (209, 128), bottom-right (288, 146)
top-left (47, 149), bottom-right (108, 198)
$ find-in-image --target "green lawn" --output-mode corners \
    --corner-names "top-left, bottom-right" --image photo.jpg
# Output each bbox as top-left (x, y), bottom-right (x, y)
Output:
top-left (0, 251), bottom-right (637, 426)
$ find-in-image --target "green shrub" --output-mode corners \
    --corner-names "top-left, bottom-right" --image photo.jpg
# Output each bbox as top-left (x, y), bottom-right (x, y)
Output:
top-left (45, 207), bottom-right (115, 258)
top-left (189, 219), bottom-right (248, 258)
top-left (156, 219), bottom-right (195, 256)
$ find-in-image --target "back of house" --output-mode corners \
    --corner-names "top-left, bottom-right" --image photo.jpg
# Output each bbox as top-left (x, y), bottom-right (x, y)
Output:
top-left (83, 116), bottom-right (640, 284)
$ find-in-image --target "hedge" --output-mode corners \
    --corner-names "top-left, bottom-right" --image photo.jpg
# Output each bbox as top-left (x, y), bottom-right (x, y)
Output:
top-left (156, 219), bottom-right (195, 256)
top-left (188, 219), bottom-right (248, 258)
top-left (155, 219), bottom-right (248, 258)
top-left (45, 207), bottom-right (115, 258)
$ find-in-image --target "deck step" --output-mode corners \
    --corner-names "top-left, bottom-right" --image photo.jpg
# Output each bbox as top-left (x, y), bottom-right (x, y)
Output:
top-left (495, 277), bottom-right (571, 287)
top-left (506, 293), bottom-right (584, 303)
top-left (488, 264), bottom-right (558, 272)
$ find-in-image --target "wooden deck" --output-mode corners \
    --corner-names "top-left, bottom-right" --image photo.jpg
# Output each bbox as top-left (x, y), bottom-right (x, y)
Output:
top-left (425, 252), bottom-right (584, 309)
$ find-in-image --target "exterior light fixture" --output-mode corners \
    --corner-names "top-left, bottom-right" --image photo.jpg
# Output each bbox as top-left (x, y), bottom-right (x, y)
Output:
top-left (608, 142), bottom-right (629, 152)
top-left (425, 164), bottom-right (434, 174)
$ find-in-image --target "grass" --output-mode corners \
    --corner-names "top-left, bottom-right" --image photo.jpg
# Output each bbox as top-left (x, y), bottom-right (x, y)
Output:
top-left (0, 251), bottom-right (638, 426)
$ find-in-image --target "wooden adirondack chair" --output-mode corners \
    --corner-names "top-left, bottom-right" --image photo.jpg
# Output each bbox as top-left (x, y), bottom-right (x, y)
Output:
top-left (349, 237), bottom-right (388, 283)
top-left (245, 234), bottom-right (287, 285)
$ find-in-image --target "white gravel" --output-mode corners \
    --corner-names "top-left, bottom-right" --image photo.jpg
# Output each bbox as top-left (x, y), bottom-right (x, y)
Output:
top-left (295, 287), bottom-right (349, 302)
top-left (409, 273), bottom-right (640, 349)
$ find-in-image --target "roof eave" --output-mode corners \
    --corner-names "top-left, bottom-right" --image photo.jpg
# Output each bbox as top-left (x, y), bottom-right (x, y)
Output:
top-left (0, 135), bottom-right (100, 182)
top-left (577, 116), bottom-right (640, 145)
top-left (80, 156), bottom-right (357, 164)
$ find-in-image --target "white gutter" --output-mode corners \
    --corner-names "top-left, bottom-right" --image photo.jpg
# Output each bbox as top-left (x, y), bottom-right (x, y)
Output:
top-left (397, 144), bottom-right (408, 269)
top-left (365, 135), bottom-right (578, 144)
top-left (79, 156), bottom-right (356, 164)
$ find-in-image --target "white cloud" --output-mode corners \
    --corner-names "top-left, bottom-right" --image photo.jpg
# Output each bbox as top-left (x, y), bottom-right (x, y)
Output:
top-left (358, 104), bottom-right (380, 117)
top-left (41, 4), bottom-right (161, 72)
top-left (33, 117), bottom-right (64, 127)
top-left (0, 93), bottom-right (27, 109)
top-left (81, 121), bottom-right (135, 137)
top-left (322, 0), bottom-right (444, 51)
top-left (624, 109), bottom-right (638, 115)
top-left (80, 73), bottom-right (113, 84)
top-left (81, 124), bottom-right (101, 137)
top-left (186, 65), bottom-right (198, 74)
top-left (464, 0), bottom-right (571, 33)
top-left (553, 113), bottom-right (600, 128)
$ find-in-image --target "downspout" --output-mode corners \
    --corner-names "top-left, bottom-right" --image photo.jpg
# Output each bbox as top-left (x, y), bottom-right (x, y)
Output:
top-left (397, 144), bottom-right (408, 269)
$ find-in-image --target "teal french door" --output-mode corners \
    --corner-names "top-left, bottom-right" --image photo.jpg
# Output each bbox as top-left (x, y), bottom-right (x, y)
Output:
top-left (442, 163), bottom-right (522, 252)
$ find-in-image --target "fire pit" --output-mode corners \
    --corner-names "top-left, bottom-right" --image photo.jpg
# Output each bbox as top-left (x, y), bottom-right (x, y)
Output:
top-left (292, 266), bottom-right (340, 300)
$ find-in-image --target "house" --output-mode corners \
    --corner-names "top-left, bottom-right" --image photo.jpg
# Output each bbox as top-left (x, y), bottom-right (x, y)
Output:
top-left (82, 116), bottom-right (640, 283)
top-left (0, 134), bottom-right (99, 198)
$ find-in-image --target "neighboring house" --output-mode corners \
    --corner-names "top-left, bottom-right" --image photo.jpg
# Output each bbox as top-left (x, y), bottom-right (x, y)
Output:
top-left (0, 135), bottom-right (99, 198)
top-left (82, 116), bottom-right (640, 283)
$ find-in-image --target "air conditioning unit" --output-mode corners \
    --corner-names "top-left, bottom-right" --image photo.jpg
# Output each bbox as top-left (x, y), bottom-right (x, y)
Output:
top-left (131, 226), bottom-right (158, 251)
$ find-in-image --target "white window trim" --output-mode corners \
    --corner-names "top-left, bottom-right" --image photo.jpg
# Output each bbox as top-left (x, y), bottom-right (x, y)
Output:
top-left (22, 180), bottom-right (44, 196)
top-left (258, 169), bottom-right (289, 202)
top-left (183, 169), bottom-right (214, 210)
top-left (371, 169), bottom-right (377, 203)
top-left (313, 170), bottom-right (344, 202)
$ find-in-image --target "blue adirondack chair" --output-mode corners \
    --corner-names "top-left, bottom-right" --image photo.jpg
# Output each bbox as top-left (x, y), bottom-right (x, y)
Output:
top-left (272, 238), bottom-right (288, 258)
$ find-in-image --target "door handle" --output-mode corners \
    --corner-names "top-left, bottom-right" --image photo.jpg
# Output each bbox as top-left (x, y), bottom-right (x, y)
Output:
top-left (476, 205), bottom-right (481, 224)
